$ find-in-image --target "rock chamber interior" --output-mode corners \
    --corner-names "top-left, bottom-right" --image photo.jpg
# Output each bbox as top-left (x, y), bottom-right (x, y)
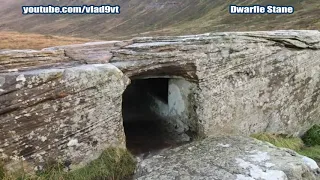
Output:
top-left (122, 78), bottom-right (199, 155)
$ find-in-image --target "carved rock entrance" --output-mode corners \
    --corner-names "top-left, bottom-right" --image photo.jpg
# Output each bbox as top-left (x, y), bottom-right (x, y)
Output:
top-left (122, 78), bottom-right (199, 155)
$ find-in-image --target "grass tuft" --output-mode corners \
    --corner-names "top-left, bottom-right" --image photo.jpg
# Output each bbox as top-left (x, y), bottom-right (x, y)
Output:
top-left (302, 125), bottom-right (320, 146)
top-left (251, 133), bottom-right (304, 151)
top-left (252, 125), bottom-right (320, 164)
top-left (298, 145), bottom-right (320, 161)
top-left (0, 162), bottom-right (5, 180)
top-left (2, 148), bottom-right (136, 180)
top-left (65, 148), bottom-right (136, 180)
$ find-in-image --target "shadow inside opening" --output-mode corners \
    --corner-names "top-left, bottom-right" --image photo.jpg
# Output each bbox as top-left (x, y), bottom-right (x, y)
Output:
top-left (122, 78), bottom-right (172, 155)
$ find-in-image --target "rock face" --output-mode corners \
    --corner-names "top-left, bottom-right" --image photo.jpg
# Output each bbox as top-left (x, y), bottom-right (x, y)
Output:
top-left (0, 64), bottom-right (129, 171)
top-left (111, 30), bottom-right (320, 137)
top-left (134, 136), bottom-right (320, 180)
top-left (150, 78), bottom-right (198, 142)
top-left (1, 30), bottom-right (320, 171)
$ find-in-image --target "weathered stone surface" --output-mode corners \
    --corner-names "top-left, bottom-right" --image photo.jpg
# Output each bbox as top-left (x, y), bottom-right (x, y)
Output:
top-left (0, 40), bottom-right (132, 73)
top-left (0, 64), bottom-right (129, 171)
top-left (150, 78), bottom-right (199, 142)
top-left (1, 30), bottom-right (320, 172)
top-left (43, 41), bottom-right (132, 64)
top-left (134, 136), bottom-right (320, 180)
top-left (0, 49), bottom-right (74, 73)
top-left (111, 30), bottom-right (320, 137)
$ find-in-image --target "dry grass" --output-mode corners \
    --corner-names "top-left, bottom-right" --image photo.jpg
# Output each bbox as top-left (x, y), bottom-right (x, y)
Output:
top-left (1, 148), bottom-right (136, 180)
top-left (1, 1), bottom-right (319, 40)
top-left (0, 31), bottom-right (93, 50)
top-left (252, 125), bottom-right (320, 164)
top-left (251, 133), bottom-right (304, 151)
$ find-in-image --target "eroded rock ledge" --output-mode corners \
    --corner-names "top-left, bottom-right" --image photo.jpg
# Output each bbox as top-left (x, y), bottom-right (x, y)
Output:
top-left (1, 30), bottom-right (320, 174)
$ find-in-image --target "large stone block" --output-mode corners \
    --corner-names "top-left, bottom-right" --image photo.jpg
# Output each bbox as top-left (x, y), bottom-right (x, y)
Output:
top-left (0, 64), bottom-right (129, 171)
top-left (112, 30), bottom-right (320, 137)
top-left (134, 136), bottom-right (320, 180)
top-left (1, 30), bottom-right (320, 173)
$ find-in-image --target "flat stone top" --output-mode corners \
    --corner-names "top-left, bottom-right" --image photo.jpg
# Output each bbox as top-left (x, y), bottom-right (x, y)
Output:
top-left (134, 136), bottom-right (320, 180)
top-left (1, 30), bottom-right (319, 74)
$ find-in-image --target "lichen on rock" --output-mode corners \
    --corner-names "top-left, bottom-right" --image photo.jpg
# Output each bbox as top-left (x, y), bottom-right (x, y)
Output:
top-left (1, 30), bottom-right (320, 175)
top-left (134, 136), bottom-right (320, 180)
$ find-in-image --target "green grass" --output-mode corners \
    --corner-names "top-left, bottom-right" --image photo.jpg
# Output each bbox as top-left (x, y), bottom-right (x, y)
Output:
top-left (251, 133), bottom-right (304, 151)
top-left (299, 146), bottom-right (320, 161)
top-left (0, 161), bottom-right (5, 180)
top-left (251, 125), bottom-right (320, 163)
top-left (302, 125), bottom-right (320, 146)
top-left (2, 148), bottom-right (136, 180)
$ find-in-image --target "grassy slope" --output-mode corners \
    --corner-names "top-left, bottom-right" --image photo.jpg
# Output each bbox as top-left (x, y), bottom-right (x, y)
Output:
top-left (0, 31), bottom-right (92, 50)
top-left (169, 0), bottom-right (320, 35)
top-left (0, 0), bottom-right (319, 40)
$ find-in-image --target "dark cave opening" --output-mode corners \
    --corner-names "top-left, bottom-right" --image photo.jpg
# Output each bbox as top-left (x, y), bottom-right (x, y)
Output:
top-left (122, 78), bottom-right (171, 155)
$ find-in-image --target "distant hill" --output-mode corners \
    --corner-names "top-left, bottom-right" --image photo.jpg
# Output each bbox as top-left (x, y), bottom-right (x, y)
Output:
top-left (0, 0), bottom-right (319, 40)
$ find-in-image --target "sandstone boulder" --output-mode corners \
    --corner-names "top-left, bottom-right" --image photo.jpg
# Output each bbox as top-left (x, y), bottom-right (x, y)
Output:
top-left (1, 30), bottom-right (320, 172)
top-left (134, 136), bottom-right (320, 180)
top-left (0, 64), bottom-right (129, 171)
top-left (111, 30), bottom-right (320, 137)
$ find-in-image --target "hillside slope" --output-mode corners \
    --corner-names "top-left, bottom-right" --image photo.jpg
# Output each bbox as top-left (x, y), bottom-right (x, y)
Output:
top-left (0, 31), bottom-right (92, 50)
top-left (0, 0), bottom-right (319, 40)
